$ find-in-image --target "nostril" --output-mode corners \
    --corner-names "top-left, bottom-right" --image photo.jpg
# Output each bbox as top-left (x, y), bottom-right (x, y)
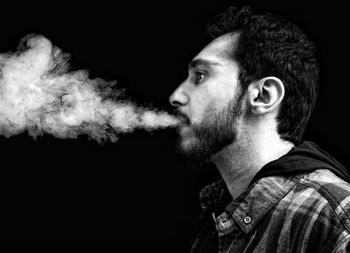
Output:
top-left (171, 100), bottom-right (183, 107)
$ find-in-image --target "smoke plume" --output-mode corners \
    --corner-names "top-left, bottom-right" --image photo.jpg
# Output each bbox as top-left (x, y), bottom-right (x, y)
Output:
top-left (0, 34), bottom-right (179, 142)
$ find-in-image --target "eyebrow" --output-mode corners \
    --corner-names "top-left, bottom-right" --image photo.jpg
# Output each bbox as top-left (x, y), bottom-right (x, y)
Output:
top-left (188, 58), bottom-right (223, 70)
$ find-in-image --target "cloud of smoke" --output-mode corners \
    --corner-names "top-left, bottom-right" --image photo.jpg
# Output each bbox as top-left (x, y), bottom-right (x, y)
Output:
top-left (0, 34), bottom-right (179, 142)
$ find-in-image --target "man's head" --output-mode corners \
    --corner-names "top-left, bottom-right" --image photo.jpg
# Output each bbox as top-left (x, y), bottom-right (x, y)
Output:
top-left (169, 6), bottom-right (319, 164)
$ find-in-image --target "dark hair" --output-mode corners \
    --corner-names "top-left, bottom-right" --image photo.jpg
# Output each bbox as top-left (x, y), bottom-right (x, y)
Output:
top-left (207, 6), bottom-right (319, 144)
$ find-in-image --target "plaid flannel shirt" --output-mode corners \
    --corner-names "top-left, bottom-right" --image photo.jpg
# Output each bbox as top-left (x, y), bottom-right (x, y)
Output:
top-left (191, 169), bottom-right (350, 253)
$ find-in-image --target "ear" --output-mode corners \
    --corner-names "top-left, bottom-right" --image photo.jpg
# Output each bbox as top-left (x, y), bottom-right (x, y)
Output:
top-left (247, 77), bottom-right (285, 115)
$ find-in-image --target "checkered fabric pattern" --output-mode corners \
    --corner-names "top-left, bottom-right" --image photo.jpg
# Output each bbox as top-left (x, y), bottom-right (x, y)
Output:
top-left (191, 169), bottom-right (350, 253)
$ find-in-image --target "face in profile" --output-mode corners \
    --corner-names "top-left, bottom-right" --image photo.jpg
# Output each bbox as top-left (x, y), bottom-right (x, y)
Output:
top-left (170, 33), bottom-right (246, 165)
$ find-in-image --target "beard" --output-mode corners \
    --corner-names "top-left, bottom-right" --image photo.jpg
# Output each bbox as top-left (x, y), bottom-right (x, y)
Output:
top-left (176, 89), bottom-right (245, 167)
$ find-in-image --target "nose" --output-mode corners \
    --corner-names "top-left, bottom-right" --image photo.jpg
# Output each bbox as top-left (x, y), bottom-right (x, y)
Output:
top-left (169, 85), bottom-right (189, 108)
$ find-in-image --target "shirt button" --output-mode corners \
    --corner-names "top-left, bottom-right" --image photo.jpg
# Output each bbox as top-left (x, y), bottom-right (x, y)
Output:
top-left (243, 216), bottom-right (252, 224)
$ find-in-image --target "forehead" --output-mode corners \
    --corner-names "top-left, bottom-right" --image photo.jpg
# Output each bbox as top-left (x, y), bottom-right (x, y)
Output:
top-left (193, 33), bottom-right (239, 65)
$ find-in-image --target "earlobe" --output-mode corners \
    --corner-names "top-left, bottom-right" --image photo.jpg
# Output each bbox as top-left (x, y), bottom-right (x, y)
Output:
top-left (249, 77), bottom-right (285, 115)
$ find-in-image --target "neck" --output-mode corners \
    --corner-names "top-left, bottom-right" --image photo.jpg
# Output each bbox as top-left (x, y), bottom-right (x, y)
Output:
top-left (211, 129), bottom-right (294, 200)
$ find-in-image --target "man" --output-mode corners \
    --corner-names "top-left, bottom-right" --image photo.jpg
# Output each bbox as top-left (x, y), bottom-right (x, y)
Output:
top-left (169, 6), bottom-right (350, 253)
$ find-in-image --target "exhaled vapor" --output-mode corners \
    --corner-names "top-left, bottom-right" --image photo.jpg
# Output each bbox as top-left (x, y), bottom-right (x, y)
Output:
top-left (0, 34), bottom-right (179, 142)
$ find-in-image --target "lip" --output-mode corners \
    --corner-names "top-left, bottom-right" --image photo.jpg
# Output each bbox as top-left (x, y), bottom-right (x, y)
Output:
top-left (178, 124), bottom-right (192, 137)
top-left (175, 111), bottom-right (190, 125)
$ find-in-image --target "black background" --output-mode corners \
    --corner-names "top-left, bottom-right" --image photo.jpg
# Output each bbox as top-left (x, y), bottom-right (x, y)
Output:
top-left (0, 0), bottom-right (349, 249)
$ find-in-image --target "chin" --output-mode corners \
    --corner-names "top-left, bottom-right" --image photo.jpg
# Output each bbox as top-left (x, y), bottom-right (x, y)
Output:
top-left (177, 139), bottom-right (207, 165)
top-left (179, 137), bottom-right (195, 153)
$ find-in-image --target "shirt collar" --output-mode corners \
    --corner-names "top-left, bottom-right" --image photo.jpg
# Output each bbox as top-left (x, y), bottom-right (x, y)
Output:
top-left (199, 179), bottom-right (229, 211)
top-left (199, 174), bottom-right (304, 234)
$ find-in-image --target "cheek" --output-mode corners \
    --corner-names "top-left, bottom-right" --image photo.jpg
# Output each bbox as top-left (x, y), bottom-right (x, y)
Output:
top-left (213, 84), bottom-right (236, 107)
top-left (190, 98), bottom-right (214, 124)
top-left (188, 81), bottom-right (235, 123)
top-left (207, 78), bottom-right (236, 101)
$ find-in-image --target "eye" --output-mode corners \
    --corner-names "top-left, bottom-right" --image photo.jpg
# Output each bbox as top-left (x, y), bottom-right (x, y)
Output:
top-left (193, 71), bottom-right (206, 84)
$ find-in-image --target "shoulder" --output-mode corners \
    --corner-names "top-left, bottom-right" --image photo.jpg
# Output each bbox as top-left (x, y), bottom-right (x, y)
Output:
top-left (298, 169), bottom-right (350, 230)
top-left (273, 169), bottom-right (350, 252)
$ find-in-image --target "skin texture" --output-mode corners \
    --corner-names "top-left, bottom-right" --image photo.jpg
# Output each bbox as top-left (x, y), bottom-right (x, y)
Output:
top-left (170, 33), bottom-right (244, 165)
top-left (170, 33), bottom-right (295, 199)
